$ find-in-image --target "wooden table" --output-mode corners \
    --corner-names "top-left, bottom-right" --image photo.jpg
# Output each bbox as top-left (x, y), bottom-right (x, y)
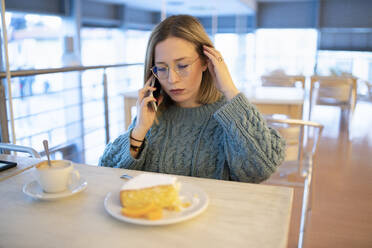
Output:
top-left (0, 155), bottom-right (293, 248)
top-left (247, 87), bottom-right (304, 119)
top-left (122, 87), bottom-right (304, 129)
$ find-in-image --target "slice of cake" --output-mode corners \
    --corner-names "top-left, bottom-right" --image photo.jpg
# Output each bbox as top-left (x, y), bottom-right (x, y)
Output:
top-left (120, 173), bottom-right (183, 220)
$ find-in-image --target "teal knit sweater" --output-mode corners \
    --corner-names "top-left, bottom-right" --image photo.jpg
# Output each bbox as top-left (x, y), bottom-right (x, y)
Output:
top-left (99, 93), bottom-right (285, 183)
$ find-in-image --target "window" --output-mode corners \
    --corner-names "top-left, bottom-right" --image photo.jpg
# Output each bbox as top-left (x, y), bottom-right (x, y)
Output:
top-left (215, 33), bottom-right (255, 89)
top-left (80, 28), bottom-right (149, 164)
top-left (4, 12), bottom-right (77, 157)
top-left (81, 28), bottom-right (125, 65)
top-left (255, 29), bottom-right (318, 77)
top-left (7, 12), bottom-right (64, 70)
top-left (3, 15), bottom-right (150, 164)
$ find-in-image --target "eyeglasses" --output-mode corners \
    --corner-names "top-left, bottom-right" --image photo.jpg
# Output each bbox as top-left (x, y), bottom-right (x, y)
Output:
top-left (151, 57), bottom-right (199, 80)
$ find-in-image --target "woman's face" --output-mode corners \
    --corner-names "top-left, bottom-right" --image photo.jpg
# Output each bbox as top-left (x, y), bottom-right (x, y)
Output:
top-left (154, 37), bottom-right (207, 108)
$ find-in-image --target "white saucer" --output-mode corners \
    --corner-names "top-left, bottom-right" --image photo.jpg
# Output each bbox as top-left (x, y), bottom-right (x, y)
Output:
top-left (23, 177), bottom-right (88, 200)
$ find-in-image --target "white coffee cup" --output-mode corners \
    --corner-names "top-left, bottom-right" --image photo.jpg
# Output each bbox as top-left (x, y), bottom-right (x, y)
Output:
top-left (33, 160), bottom-right (80, 193)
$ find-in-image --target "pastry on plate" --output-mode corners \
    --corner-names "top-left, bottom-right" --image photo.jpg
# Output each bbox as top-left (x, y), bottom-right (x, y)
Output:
top-left (120, 173), bottom-right (188, 220)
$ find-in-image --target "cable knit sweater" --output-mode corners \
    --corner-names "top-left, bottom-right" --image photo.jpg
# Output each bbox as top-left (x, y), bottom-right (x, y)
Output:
top-left (99, 93), bottom-right (285, 183)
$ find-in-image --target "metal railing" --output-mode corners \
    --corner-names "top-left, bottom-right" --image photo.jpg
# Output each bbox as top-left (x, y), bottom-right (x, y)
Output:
top-left (0, 62), bottom-right (143, 163)
top-left (0, 63), bottom-right (142, 79)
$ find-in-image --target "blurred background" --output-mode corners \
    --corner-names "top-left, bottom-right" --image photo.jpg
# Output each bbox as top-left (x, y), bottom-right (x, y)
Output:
top-left (1, 0), bottom-right (372, 164)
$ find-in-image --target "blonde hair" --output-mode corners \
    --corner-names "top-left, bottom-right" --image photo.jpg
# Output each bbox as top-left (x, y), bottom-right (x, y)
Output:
top-left (144, 15), bottom-right (222, 110)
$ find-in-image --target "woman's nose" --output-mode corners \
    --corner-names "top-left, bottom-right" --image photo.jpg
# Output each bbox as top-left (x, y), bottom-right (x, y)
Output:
top-left (168, 68), bottom-right (180, 84)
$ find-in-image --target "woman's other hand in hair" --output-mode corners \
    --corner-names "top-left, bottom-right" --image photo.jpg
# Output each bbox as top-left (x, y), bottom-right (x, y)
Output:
top-left (203, 45), bottom-right (240, 101)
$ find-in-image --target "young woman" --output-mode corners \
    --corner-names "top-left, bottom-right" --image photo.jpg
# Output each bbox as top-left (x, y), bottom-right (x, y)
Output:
top-left (99, 15), bottom-right (285, 183)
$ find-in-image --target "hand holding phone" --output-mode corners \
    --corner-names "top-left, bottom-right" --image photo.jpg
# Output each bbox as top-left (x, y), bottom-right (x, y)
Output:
top-left (133, 76), bottom-right (162, 138)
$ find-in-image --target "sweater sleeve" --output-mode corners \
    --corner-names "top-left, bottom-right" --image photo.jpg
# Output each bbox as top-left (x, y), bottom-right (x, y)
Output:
top-left (98, 117), bottom-right (148, 170)
top-left (213, 93), bottom-right (286, 183)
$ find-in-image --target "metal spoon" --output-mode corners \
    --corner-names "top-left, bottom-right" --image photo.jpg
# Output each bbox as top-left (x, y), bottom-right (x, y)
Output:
top-left (120, 173), bottom-right (133, 180)
top-left (42, 140), bottom-right (52, 167)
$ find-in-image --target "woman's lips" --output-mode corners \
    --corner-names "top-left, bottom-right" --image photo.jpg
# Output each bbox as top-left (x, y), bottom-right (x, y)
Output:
top-left (169, 89), bottom-right (185, 95)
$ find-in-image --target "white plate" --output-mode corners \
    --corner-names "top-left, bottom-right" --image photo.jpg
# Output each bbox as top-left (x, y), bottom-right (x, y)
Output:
top-left (104, 182), bottom-right (209, 226)
top-left (23, 177), bottom-right (88, 200)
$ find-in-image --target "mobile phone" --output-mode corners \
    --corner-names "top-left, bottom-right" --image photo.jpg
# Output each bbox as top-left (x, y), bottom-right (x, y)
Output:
top-left (0, 160), bottom-right (17, 172)
top-left (152, 77), bottom-right (161, 100)
top-left (147, 77), bottom-right (161, 112)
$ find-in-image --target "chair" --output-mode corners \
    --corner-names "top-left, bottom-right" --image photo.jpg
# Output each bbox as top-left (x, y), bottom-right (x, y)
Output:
top-left (0, 143), bottom-right (41, 182)
top-left (309, 76), bottom-right (357, 122)
top-left (364, 80), bottom-right (372, 100)
top-left (261, 75), bottom-right (305, 89)
top-left (263, 117), bottom-right (323, 248)
top-left (0, 143), bottom-right (40, 158)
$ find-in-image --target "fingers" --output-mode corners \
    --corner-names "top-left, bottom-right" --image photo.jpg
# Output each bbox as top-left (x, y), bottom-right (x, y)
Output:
top-left (206, 59), bottom-right (215, 74)
top-left (207, 58), bottom-right (214, 69)
top-left (203, 49), bottom-right (222, 69)
top-left (141, 95), bottom-right (157, 112)
top-left (203, 46), bottom-right (220, 81)
top-left (138, 87), bottom-right (156, 107)
top-left (145, 75), bottom-right (153, 86)
top-left (138, 76), bottom-right (156, 101)
top-left (203, 48), bottom-right (214, 62)
top-left (203, 45), bottom-right (223, 63)
top-left (137, 76), bottom-right (158, 112)
top-left (142, 95), bottom-right (156, 104)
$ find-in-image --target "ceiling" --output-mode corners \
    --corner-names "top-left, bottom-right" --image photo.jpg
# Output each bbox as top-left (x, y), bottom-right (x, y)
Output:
top-left (91, 0), bottom-right (257, 16)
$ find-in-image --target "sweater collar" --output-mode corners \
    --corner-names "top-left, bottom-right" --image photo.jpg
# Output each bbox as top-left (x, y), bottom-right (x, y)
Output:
top-left (162, 96), bottom-right (226, 121)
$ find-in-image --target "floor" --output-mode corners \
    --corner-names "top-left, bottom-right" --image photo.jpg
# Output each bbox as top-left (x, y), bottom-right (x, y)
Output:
top-left (287, 100), bottom-right (372, 247)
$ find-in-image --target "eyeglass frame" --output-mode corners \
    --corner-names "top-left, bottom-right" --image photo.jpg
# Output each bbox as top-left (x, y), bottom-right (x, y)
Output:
top-left (150, 56), bottom-right (200, 80)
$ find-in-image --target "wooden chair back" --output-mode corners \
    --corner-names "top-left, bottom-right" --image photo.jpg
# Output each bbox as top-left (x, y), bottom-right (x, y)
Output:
top-left (261, 75), bottom-right (305, 88)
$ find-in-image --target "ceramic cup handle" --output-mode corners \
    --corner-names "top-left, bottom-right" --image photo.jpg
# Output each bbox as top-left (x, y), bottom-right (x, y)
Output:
top-left (67, 169), bottom-right (80, 189)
